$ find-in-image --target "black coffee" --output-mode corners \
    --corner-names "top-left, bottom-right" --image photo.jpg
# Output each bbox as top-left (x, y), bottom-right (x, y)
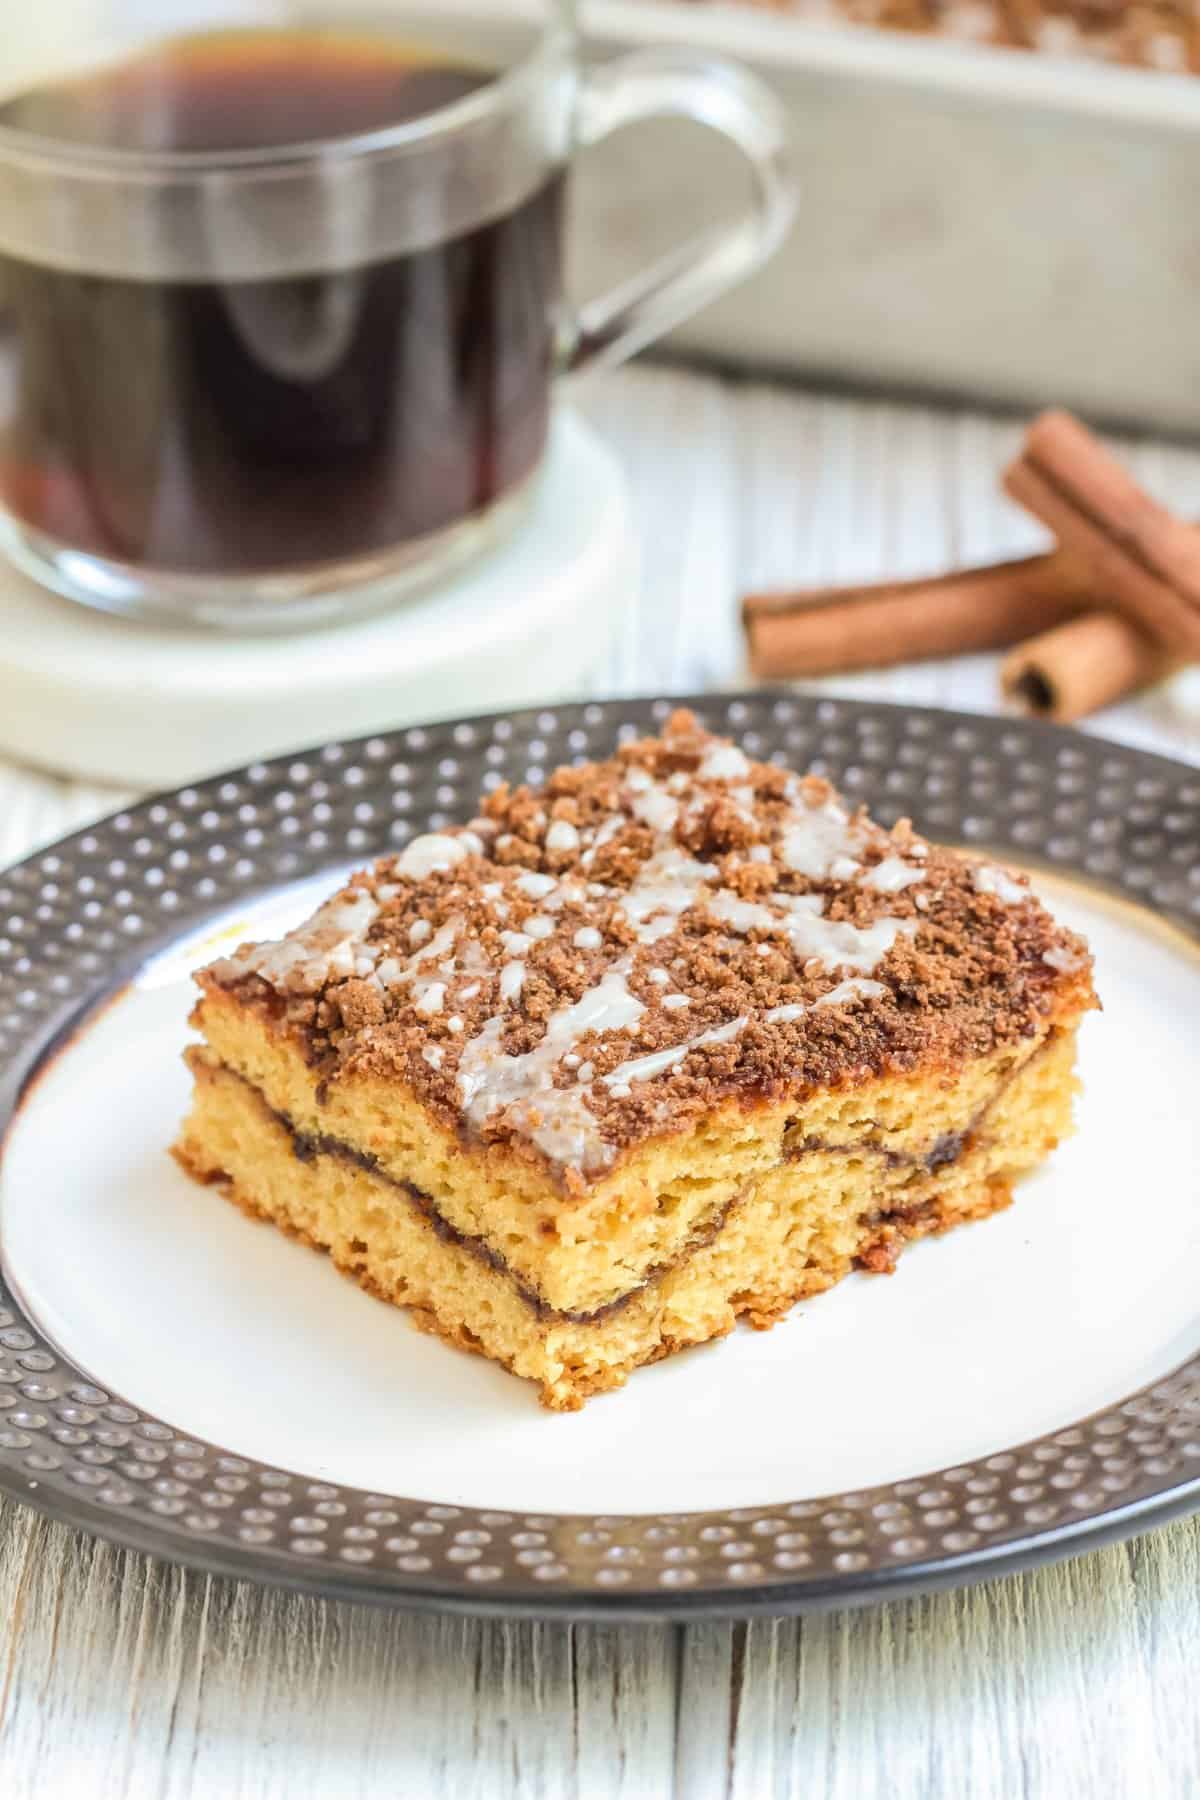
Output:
top-left (0, 30), bottom-right (563, 574)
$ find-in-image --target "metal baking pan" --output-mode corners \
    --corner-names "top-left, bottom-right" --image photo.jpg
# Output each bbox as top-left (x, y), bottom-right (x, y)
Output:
top-left (13, 4), bottom-right (1199, 431)
top-left (575, 0), bottom-right (1200, 433)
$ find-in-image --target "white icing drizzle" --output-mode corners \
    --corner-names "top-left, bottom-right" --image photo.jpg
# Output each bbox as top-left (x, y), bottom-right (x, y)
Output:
top-left (662, 993), bottom-right (691, 1010)
top-left (637, 914), bottom-right (682, 946)
top-left (817, 977), bottom-right (885, 1011)
top-left (395, 834), bottom-right (467, 880)
top-left (707, 887), bottom-right (911, 975)
top-left (422, 1045), bottom-right (443, 1070)
top-left (456, 937), bottom-right (491, 976)
top-left (376, 919), bottom-right (461, 1018)
top-left (1042, 945), bottom-right (1081, 973)
top-left (706, 891), bottom-right (776, 933)
top-left (580, 814), bottom-right (627, 869)
top-left (212, 887), bottom-right (380, 994)
top-left (864, 856), bottom-right (924, 894)
top-left (499, 962), bottom-right (526, 1002)
top-left (616, 849), bottom-right (719, 943)
top-left (499, 930), bottom-right (532, 957)
top-left (545, 820), bottom-right (580, 853)
top-left (603, 1018), bottom-right (746, 1099)
top-left (778, 795), bottom-right (866, 880)
top-left (764, 978), bottom-right (886, 1024)
top-left (516, 871), bottom-right (557, 900)
top-left (631, 785), bottom-right (681, 834)
top-left (699, 744), bottom-right (751, 781)
top-left (408, 919), bottom-right (431, 948)
top-left (784, 910), bottom-right (915, 975)
top-left (573, 926), bottom-right (602, 951)
top-left (524, 915), bottom-right (555, 940)
top-left (457, 962), bottom-right (646, 1169)
top-left (416, 920), bottom-right (459, 967)
top-left (594, 815), bottom-right (628, 849)
top-left (973, 864), bottom-right (1028, 906)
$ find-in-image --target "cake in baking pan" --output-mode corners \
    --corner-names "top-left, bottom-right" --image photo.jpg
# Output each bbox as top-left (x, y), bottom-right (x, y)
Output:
top-left (676, 0), bottom-right (1196, 73)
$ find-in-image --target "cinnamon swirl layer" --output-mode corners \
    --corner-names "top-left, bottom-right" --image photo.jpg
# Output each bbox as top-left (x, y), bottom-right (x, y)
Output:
top-left (175, 1027), bottom-right (1081, 1408)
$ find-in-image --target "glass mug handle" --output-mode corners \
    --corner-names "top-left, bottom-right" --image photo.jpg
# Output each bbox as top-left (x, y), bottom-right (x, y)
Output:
top-left (565, 49), bottom-right (794, 373)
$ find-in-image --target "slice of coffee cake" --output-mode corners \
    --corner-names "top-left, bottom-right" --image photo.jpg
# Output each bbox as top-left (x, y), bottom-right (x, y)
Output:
top-left (175, 710), bottom-right (1097, 1409)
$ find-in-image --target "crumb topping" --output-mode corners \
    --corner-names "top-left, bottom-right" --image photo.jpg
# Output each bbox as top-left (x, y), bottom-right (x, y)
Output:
top-left (200, 710), bottom-right (1096, 1187)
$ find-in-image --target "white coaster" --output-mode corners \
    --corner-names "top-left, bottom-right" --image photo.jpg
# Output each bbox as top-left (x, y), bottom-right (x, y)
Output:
top-left (0, 411), bottom-right (635, 787)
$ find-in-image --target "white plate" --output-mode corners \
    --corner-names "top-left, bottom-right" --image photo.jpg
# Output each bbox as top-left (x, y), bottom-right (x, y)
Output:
top-left (2, 693), bottom-right (1197, 1612)
top-left (3, 869), bottom-right (1195, 1518)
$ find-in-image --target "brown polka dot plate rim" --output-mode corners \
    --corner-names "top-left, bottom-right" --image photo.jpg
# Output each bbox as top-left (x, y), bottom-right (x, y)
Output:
top-left (1, 690), bottom-right (1198, 1620)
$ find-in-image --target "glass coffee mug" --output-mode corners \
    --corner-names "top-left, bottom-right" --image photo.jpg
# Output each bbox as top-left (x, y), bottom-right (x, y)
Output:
top-left (0, 3), bottom-right (792, 629)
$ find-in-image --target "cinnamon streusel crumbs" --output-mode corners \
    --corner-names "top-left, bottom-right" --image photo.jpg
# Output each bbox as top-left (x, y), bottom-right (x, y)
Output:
top-left (200, 709), bottom-right (1094, 1184)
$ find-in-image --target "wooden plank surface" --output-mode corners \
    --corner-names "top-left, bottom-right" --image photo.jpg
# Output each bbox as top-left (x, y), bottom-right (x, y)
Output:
top-left (2, 362), bottom-right (1199, 1797)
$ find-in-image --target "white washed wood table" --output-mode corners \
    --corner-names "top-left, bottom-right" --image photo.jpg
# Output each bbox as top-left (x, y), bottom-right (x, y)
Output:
top-left (2, 363), bottom-right (1199, 1799)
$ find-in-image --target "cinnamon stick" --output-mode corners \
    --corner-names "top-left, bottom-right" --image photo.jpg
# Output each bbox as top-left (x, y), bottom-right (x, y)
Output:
top-left (743, 552), bottom-right (1091, 681)
top-left (1001, 612), bottom-right (1176, 724)
top-left (744, 408), bottom-right (1197, 719)
top-left (1004, 410), bottom-right (1200, 657)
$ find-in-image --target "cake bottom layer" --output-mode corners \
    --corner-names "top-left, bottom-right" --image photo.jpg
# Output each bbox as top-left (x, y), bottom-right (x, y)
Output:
top-left (174, 1029), bottom-right (1079, 1410)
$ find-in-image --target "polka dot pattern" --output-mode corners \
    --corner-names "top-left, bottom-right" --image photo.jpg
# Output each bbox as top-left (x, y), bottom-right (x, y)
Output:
top-left (0, 693), bottom-right (1197, 1611)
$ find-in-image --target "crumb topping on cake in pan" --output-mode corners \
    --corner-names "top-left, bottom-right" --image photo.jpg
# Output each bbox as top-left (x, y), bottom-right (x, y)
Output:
top-left (202, 710), bottom-right (1094, 1184)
